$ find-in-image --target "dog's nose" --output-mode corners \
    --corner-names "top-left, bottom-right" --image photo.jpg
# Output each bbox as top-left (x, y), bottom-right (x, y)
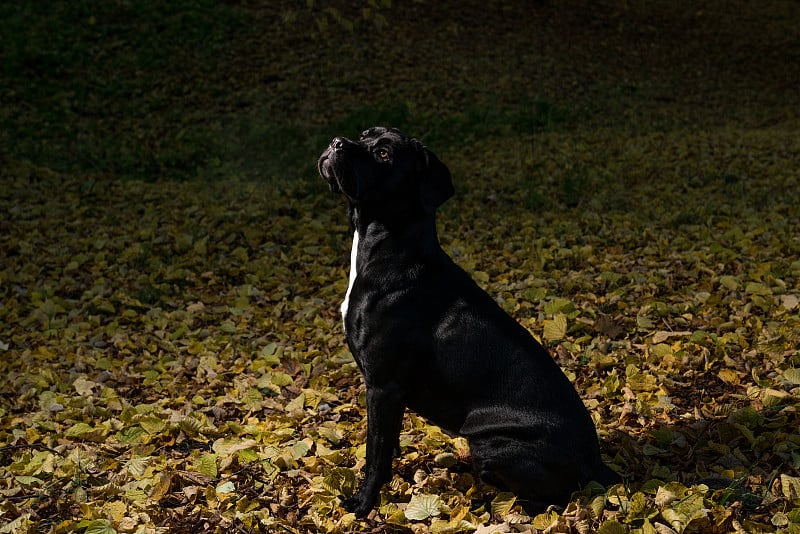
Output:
top-left (331, 137), bottom-right (346, 151)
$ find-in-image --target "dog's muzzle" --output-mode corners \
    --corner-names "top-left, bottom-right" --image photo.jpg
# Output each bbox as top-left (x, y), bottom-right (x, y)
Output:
top-left (319, 137), bottom-right (358, 194)
top-left (318, 145), bottom-right (338, 191)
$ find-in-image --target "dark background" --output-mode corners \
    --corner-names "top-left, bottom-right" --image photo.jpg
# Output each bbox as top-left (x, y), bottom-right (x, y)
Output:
top-left (2, 0), bottom-right (797, 184)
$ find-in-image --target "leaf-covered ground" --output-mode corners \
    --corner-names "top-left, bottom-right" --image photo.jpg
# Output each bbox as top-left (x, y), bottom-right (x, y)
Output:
top-left (2, 1), bottom-right (800, 533)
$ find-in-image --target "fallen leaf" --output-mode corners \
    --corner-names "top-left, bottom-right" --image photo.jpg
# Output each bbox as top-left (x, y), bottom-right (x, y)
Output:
top-left (543, 313), bottom-right (567, 342)
top-left (405, 494), bottom-right (443, 521)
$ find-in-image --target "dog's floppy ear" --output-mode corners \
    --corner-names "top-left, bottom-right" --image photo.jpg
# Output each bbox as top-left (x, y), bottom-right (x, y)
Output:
top-left (419, 146), bottom-right (454, 211)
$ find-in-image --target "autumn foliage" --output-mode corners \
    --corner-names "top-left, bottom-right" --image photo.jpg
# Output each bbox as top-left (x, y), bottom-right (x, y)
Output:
top-left (2, 1), bottom-right (799, 533)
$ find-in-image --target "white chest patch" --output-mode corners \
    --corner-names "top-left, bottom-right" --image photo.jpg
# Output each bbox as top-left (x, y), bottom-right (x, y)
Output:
top-left (341, 230), bottom-right (359, 331)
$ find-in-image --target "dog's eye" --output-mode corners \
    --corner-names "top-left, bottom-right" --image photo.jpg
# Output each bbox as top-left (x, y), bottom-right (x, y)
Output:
top-left (374, 148), bottom-right (390, 161)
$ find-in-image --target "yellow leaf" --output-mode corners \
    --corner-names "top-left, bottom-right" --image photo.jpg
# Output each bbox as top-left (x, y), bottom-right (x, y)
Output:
top-left (784, 368), bottom-right (800, 385)
top-left (323, 467), bottom-right (356, 496)
top-left (271, 372), bottom-right (293, 387)
top-left (543, 313), bottom-right (567, 341)
top-left (193, 453), bottom-right (218, 478)
top-left (652, 331), bottom-right (671, 344)
top-left (597, 519), bottom-right (627, 534)
top-left (385, 508), bottom-right (408, 526)
top-left (149, 472), bottom-right (172, 502)
top-left (717, 368), bottom-right (740, 385)
top-left (405, 493), bottom-right (442, 521)
top-left (780, 294), bottom-right (799, 310)
top-left (650, 343), bottom-right (672, 358)
top-left (473, 270), bottom-right (489, 283)
top-left (101, 500), bottom-right (127, 523)
top-left (652, 330), bottom-right (691, 344)
top-left (212, 438), bottom-right (258, 457)
top-left (745, 282), bottom-right (771, 296)
top-left (139, 415), bottom-right (165, 434)
top-left (780, 474), bottom-right (800, 500)
top-left (655, 483), bottom-right (686, 507)
top-left (636, 316), bottom-right (655, 330)
top-left (220, 321), bottom-right (237, 333)
top-left (532, 510), bottom-right (559, 530)
top-left (718, 275), bottom-right (739, 290)
top-left (290, 438), bottom-right (313, 460)
top-left (627, 372), bottom-right (658, 392)
top-left (544, 297), bottom-right (573, 315)
top-left (83, 520), bottom-right (116, 534)
top-left (763, 388), bottom-right (790, 407)
top-left (490, 492), bottom-right (517, 516)
top-left (125, 456), bottom-right (151, 477)
top-left (285, 392), bottom-right (305, 412)
top-left (73, 376), bottom-right (98, 396)
top-left (65, 422), bottom-right (94, 438)
top-left (187, 340), bottom-right (205, 354)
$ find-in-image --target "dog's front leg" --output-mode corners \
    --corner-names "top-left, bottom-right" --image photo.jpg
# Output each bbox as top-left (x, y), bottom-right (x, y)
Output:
top-left (343, 383), bottom-right (404, 517)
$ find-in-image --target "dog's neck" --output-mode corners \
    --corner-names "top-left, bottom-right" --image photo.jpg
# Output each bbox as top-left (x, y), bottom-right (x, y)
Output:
top-left (348, 203), bottom-right (441, 257)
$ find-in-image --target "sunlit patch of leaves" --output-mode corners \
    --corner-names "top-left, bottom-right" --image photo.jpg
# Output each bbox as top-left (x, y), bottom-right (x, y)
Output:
top-left (2, 118), bottom-right (799, 533)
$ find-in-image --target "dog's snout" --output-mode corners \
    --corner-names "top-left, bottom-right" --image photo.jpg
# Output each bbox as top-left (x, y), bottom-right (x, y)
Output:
top-left (331, 137), bottom-right (346, 151)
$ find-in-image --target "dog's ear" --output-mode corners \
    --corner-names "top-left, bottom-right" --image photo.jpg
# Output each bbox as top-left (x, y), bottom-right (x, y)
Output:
top-left (419, 146), bottom-right (454, 211)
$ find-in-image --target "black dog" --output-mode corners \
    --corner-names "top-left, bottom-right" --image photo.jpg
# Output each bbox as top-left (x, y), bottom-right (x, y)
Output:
top-left (318, 127), bottom-right (618, 517)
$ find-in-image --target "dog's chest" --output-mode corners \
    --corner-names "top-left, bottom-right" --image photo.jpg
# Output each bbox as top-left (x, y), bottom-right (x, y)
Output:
top-left (341, 230), bottom-right (359, 330)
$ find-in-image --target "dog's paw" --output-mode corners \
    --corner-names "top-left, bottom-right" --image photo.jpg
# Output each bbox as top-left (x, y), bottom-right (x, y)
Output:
top-left (341, 493), bottom-right (374, 518)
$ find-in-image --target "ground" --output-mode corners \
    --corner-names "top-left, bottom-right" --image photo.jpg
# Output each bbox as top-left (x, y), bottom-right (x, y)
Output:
top-left (1, 1), bottom-right (799, 533)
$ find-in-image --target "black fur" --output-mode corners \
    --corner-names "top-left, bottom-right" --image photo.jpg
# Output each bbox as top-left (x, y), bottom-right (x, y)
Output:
top-left (318, 127), bottom-right (618, 517)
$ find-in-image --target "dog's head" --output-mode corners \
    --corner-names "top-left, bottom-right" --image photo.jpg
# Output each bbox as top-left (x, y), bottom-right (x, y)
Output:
top-left (318, 126), bottom-right (454, 214)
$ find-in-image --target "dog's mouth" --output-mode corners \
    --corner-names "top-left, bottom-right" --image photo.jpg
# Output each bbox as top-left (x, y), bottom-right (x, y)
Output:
top-left (318, 152), bottom-right (340, 192)
top-left (318, 150), bottom-right (349, 194)
top-left (318, 140), bottom-right (368, 199)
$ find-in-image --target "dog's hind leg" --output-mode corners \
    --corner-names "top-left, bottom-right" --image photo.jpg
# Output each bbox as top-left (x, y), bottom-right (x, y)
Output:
top-left (469, 435), bottom-right (583, 515)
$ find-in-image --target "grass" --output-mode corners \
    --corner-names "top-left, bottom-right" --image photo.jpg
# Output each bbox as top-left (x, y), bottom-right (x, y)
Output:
top-left (1, 0), bottom-right (579, 184)
top-left (0, 0), bottom-right (251, 179)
